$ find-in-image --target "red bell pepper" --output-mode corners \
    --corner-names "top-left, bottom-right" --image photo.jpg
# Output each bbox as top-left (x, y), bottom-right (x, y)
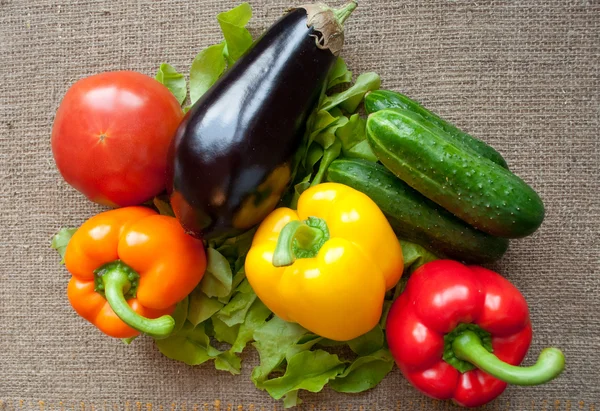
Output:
top-left (386, 260), bottom-right (564, 407)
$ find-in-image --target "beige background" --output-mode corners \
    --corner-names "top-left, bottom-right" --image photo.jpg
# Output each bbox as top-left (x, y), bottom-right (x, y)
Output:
top-left (1, 0), bottom-right (598, 409)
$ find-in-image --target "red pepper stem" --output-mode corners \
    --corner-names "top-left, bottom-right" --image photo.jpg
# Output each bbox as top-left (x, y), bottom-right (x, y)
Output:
top-left (100, 263), bottom-right (174, 338)
top-left (452, 330), bottom-right (565, 386)
top-left (272, 217), bottom-right (329, 267)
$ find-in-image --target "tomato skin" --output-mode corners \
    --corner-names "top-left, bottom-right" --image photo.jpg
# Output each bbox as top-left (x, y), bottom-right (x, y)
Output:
top-left (51, 71), bottom-right (184, 207)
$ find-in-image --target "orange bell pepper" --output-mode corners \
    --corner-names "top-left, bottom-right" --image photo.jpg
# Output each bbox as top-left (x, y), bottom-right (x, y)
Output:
top-left (64, 206), bottom-right (206, 338)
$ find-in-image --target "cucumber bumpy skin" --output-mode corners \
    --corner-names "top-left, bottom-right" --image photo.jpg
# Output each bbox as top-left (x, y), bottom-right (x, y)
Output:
top-left (364, 90), bottom-right (509, 169)
top-left (366, 109), bottom-right (545, 238)
top-left (326, 158), bottom-right (509, 263)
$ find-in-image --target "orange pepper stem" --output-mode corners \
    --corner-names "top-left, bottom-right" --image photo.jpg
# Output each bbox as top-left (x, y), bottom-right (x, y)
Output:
top-left (95, 261), bottom-right (175, 338)
top-left (272, 217), bottom-right (330, 267)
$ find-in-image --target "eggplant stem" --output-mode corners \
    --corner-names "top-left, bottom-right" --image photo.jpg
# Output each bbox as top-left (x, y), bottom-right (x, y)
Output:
top-left (334, 1), bottom-right (358, 26)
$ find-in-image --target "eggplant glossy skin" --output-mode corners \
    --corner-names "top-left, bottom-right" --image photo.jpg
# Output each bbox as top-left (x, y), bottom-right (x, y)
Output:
top-left (167, 8), bottom-right (337, 240)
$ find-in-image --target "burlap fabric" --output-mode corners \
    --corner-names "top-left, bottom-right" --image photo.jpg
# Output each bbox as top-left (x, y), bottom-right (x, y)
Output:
top-left (1, 0), bottom-right (598, 409)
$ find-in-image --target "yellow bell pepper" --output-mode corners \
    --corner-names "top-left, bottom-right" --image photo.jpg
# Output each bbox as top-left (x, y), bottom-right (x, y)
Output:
top-left (245, 182), bottom-right (404, 341)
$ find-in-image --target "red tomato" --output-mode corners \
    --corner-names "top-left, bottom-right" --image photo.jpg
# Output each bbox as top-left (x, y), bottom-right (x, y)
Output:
top-left (51, 71), bottom-right (184, 207)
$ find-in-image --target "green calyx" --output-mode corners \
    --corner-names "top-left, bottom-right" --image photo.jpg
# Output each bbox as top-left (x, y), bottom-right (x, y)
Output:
top-left (95, 261), bottom-right (139, 299)
top-left (443, 323), bottom-right (493, 373)
top-left (445, 323), bottom-right (565, 386)
top-left (272, 217), bottom-right (330, 267)
top-left (94, 260), bottom-right (175, 339)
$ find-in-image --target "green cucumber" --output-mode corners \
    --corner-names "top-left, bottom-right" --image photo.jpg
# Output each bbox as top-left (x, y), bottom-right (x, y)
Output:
top-left (326, 158), bottom-right (509, 263)
top-left (366, 109), bottom-right (544, 238)
top-left (364, 90), bottom-right (508, 169)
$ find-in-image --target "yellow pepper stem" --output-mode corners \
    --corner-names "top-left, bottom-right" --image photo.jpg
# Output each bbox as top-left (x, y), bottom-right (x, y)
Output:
top-left (272, 217), bottom-right (330, 267)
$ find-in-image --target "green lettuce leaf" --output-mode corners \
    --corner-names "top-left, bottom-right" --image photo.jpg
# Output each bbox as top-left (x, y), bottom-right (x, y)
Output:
top-left (312, 116), bottom-right (348, 149)
top-left (327, 57), bottom-right (352, 90)
top-left (121, 336), bottom-right (137, 345)
top-left (328, 106), bottom-right (345, 118)
top-left (286, 333), bottom-right (323, 359)
top-left (155, 63), bottom-right (187, 105)
top-left (251, 316), bottom-right (309, 384)
top-left (329, 349), bottom-right (394, 393)
top-left (189, 42), bottom-right (227, 105)
top-left (155, 321), bottom-right (221, 366)
top-left (335, 114), bottom-right (378, 162)
top-left (152, 195), bottom-right (175, 217)
top-left (310, 110), bottom-right (339, 137)
top-left (291, 69), bottom-right (381, 196)
top-left (231, 299), bottom-right (271, 353)
top-left (217, 269), bottom-right (247, 304)
top-left (303, 114), bottom-right (348, 187)
top-left (311, 139), bottom-right (341, 186)
top-left (252, 318), bottom-right (350, 407)
top-left (200, 247), bottom-right (233, 298)
top-left (289, 173), bottom-right (312, 210)
top-left (320, 72), bottom-right (381, 112)
top-left (400, 239), bottom-right (439, 274)
top-left (210, 280), bottom-right (258, 345)
top-left (215, 350), bottom-right (242, 374)
top-left (305, 144), bottom-right (324, 172)
top-left (217, 3), bottom-right (253, 64)
top-left (213, 228), bottom-right (256, 262)
top-left (346, 325), bottom-right (384, 356)
top-left (282, 391), bottom-right (300, 408)
top-left (336, 113), bottom-right (364, 150)
top-left (215, 281), bottom-right (257, 327)
top-left (51, 227), bottom-right (76, 263)
top-left (169, 296), bottom-right (189, 335)
top-left (346, 139), bottom-right (378, 161)
top-left (212, 316), bottom-right (240, 345)
top-left (260, 350), bottom-right (345, 401)
top-left (174, 3), bottom-right (255, 106)
top-left (187, 288), bottom-right (224, 326)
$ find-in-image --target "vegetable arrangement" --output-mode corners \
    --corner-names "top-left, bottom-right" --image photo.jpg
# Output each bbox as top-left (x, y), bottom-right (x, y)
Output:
top-left (50, 1), bottom-right (564, 408)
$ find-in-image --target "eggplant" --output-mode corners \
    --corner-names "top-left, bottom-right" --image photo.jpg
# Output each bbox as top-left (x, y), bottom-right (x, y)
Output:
top-left (166, 2), bottom-right (357, 240)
